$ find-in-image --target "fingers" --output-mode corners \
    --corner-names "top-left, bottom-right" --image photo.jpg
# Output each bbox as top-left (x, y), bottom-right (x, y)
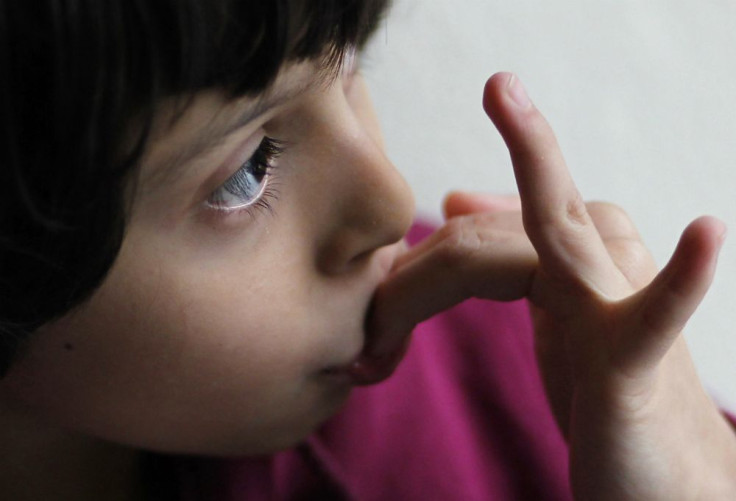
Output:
top-left (443, 196), bottom-right (655, 289)
top-left (393, 204), bottom-right (527, 271)
top-left (483, 73), bottom-right (630, 296)
top-left (616, 216), bottom-right (726, 371)
top-left (360, 214), bottom-right (537, 365)
top-left (586, 202), bottom-right (640, 240)
top-left (443, 191), bottom-right (521, 218)
top-left (586, 202), bottom-right (658, 290)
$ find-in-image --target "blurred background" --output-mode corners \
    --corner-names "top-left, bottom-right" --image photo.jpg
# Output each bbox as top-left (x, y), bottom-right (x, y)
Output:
top-left (364, 0), bottom-right (736, 410)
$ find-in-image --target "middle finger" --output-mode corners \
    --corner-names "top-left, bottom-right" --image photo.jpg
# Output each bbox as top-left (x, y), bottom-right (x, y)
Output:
top-left (483, 73), bottom-right (631, 296)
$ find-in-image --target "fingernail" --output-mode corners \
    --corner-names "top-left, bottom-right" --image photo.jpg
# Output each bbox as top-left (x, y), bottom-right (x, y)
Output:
top-left (718, 222), bottom-right (728, 243)
top-left (507, 74), bottom-right (531, 109)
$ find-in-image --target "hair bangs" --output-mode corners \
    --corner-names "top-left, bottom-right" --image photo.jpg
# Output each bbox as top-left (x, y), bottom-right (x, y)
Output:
top-left (138, 0), bottom-right (391, 99)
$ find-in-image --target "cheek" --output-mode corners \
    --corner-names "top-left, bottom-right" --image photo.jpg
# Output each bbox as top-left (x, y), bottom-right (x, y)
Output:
top-left (1, 235), bottom-right (357, 455)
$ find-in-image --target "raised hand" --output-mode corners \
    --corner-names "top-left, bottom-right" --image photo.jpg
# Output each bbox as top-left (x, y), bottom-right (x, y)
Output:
top-left (356, 72), bottom-right (736, 499)
top-left (481, 73), bottom-right (736, 499)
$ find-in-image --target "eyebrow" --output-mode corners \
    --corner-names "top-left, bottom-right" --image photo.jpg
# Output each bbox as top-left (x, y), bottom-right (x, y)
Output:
top-left (140, 49), bottom-right (361, 192)
top-left (141, 81), bottom-right (311, 191)
top-left (141, 39), bottom-right (376, 190)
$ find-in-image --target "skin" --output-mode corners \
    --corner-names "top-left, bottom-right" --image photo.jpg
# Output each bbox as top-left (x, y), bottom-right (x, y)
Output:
top-left (0, 62), bottom-right (735, 499)
top-left (0, 62), bottom-right (414, 498)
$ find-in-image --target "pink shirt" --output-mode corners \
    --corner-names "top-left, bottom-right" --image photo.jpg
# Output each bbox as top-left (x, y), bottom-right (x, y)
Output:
top-left (179, 222), bottom-right (573, 500)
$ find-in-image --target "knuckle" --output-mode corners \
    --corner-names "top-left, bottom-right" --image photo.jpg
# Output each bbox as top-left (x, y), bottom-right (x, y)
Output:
top-left (433, 217), bottom-right (486, 268)
top-left (564, 192), bottom-right (590, 227)
top-left (531, 193), bottom-right (591, 240)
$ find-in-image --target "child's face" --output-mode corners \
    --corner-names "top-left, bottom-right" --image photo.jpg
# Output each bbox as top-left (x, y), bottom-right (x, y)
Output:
top-left (2, 60), bottom-right (414, 455)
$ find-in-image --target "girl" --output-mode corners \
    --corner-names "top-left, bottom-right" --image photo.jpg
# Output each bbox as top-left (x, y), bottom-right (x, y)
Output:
top-left (0, 1), bottom-right (734, 499)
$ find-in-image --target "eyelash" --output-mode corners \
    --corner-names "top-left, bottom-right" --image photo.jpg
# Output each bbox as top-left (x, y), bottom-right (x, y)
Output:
top-left (206, 136), bottom-right (285, 215)
top-left (204, 57), bottom-right (357, 219)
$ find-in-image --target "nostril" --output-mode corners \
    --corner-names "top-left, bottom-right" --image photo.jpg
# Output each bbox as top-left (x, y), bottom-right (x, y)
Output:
top-left (316, 187), bottom-right (414, 275)
top-left (316, 230), bottom-right (373, 275)
top-left (351, 248), bottom-right (375, 265)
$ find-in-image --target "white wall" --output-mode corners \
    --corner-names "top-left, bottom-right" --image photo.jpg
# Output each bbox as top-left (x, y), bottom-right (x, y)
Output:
top-left (364, 0), bottom-right (736, 410)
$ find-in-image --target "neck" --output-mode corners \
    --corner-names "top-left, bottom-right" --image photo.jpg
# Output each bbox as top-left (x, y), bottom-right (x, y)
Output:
top-left (0, 396), bottom-right (146, 501)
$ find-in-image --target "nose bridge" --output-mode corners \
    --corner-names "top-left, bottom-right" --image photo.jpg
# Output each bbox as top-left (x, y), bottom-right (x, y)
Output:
top-left (338, 122), bottom-right (413, 234)
top-left (313, 90), bottom-right (415, 273)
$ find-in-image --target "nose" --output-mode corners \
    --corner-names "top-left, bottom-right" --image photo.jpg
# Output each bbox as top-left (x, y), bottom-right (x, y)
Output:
top-left (310, 84), bottom-right (415, 275)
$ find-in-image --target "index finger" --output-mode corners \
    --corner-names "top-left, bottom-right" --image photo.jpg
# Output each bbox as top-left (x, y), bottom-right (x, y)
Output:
top-left (483, 73), bottom-right (630, 295)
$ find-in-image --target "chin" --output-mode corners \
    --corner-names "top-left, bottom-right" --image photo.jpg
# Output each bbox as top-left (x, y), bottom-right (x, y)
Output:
top-left (199, 386), bottom-right (353, 457)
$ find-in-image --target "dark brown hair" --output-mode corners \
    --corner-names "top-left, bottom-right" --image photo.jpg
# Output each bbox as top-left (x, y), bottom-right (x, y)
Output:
top-left (0, 0), bottom-right (391, 374)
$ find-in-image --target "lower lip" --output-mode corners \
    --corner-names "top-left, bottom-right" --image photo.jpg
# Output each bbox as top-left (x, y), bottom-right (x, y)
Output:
top-left (319, 337), bottom-right (411, 387)
top-left (346, 335), bottom-right (412, 386)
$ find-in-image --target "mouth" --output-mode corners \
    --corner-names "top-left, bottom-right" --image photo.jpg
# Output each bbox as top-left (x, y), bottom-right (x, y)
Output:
top-left (319, 340), bottom-right (411, 386)
top-left (321, 240), bottom-right (414, 386)
top-left (318, 310), bottom-right (412, 386)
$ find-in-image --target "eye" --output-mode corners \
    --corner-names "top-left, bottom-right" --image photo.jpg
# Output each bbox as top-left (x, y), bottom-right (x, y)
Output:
top-left (207, 137), bottom-right (284, 211)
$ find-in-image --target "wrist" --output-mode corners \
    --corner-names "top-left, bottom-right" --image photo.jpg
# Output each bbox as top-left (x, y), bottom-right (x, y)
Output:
top-left (690, 410), bottom-right (736, 500)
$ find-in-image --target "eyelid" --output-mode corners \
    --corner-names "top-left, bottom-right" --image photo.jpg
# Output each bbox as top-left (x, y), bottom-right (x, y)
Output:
top-left (197, 131), bottom-right (266, 202)
top-left (203, 136), bottom-right (283, 222)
